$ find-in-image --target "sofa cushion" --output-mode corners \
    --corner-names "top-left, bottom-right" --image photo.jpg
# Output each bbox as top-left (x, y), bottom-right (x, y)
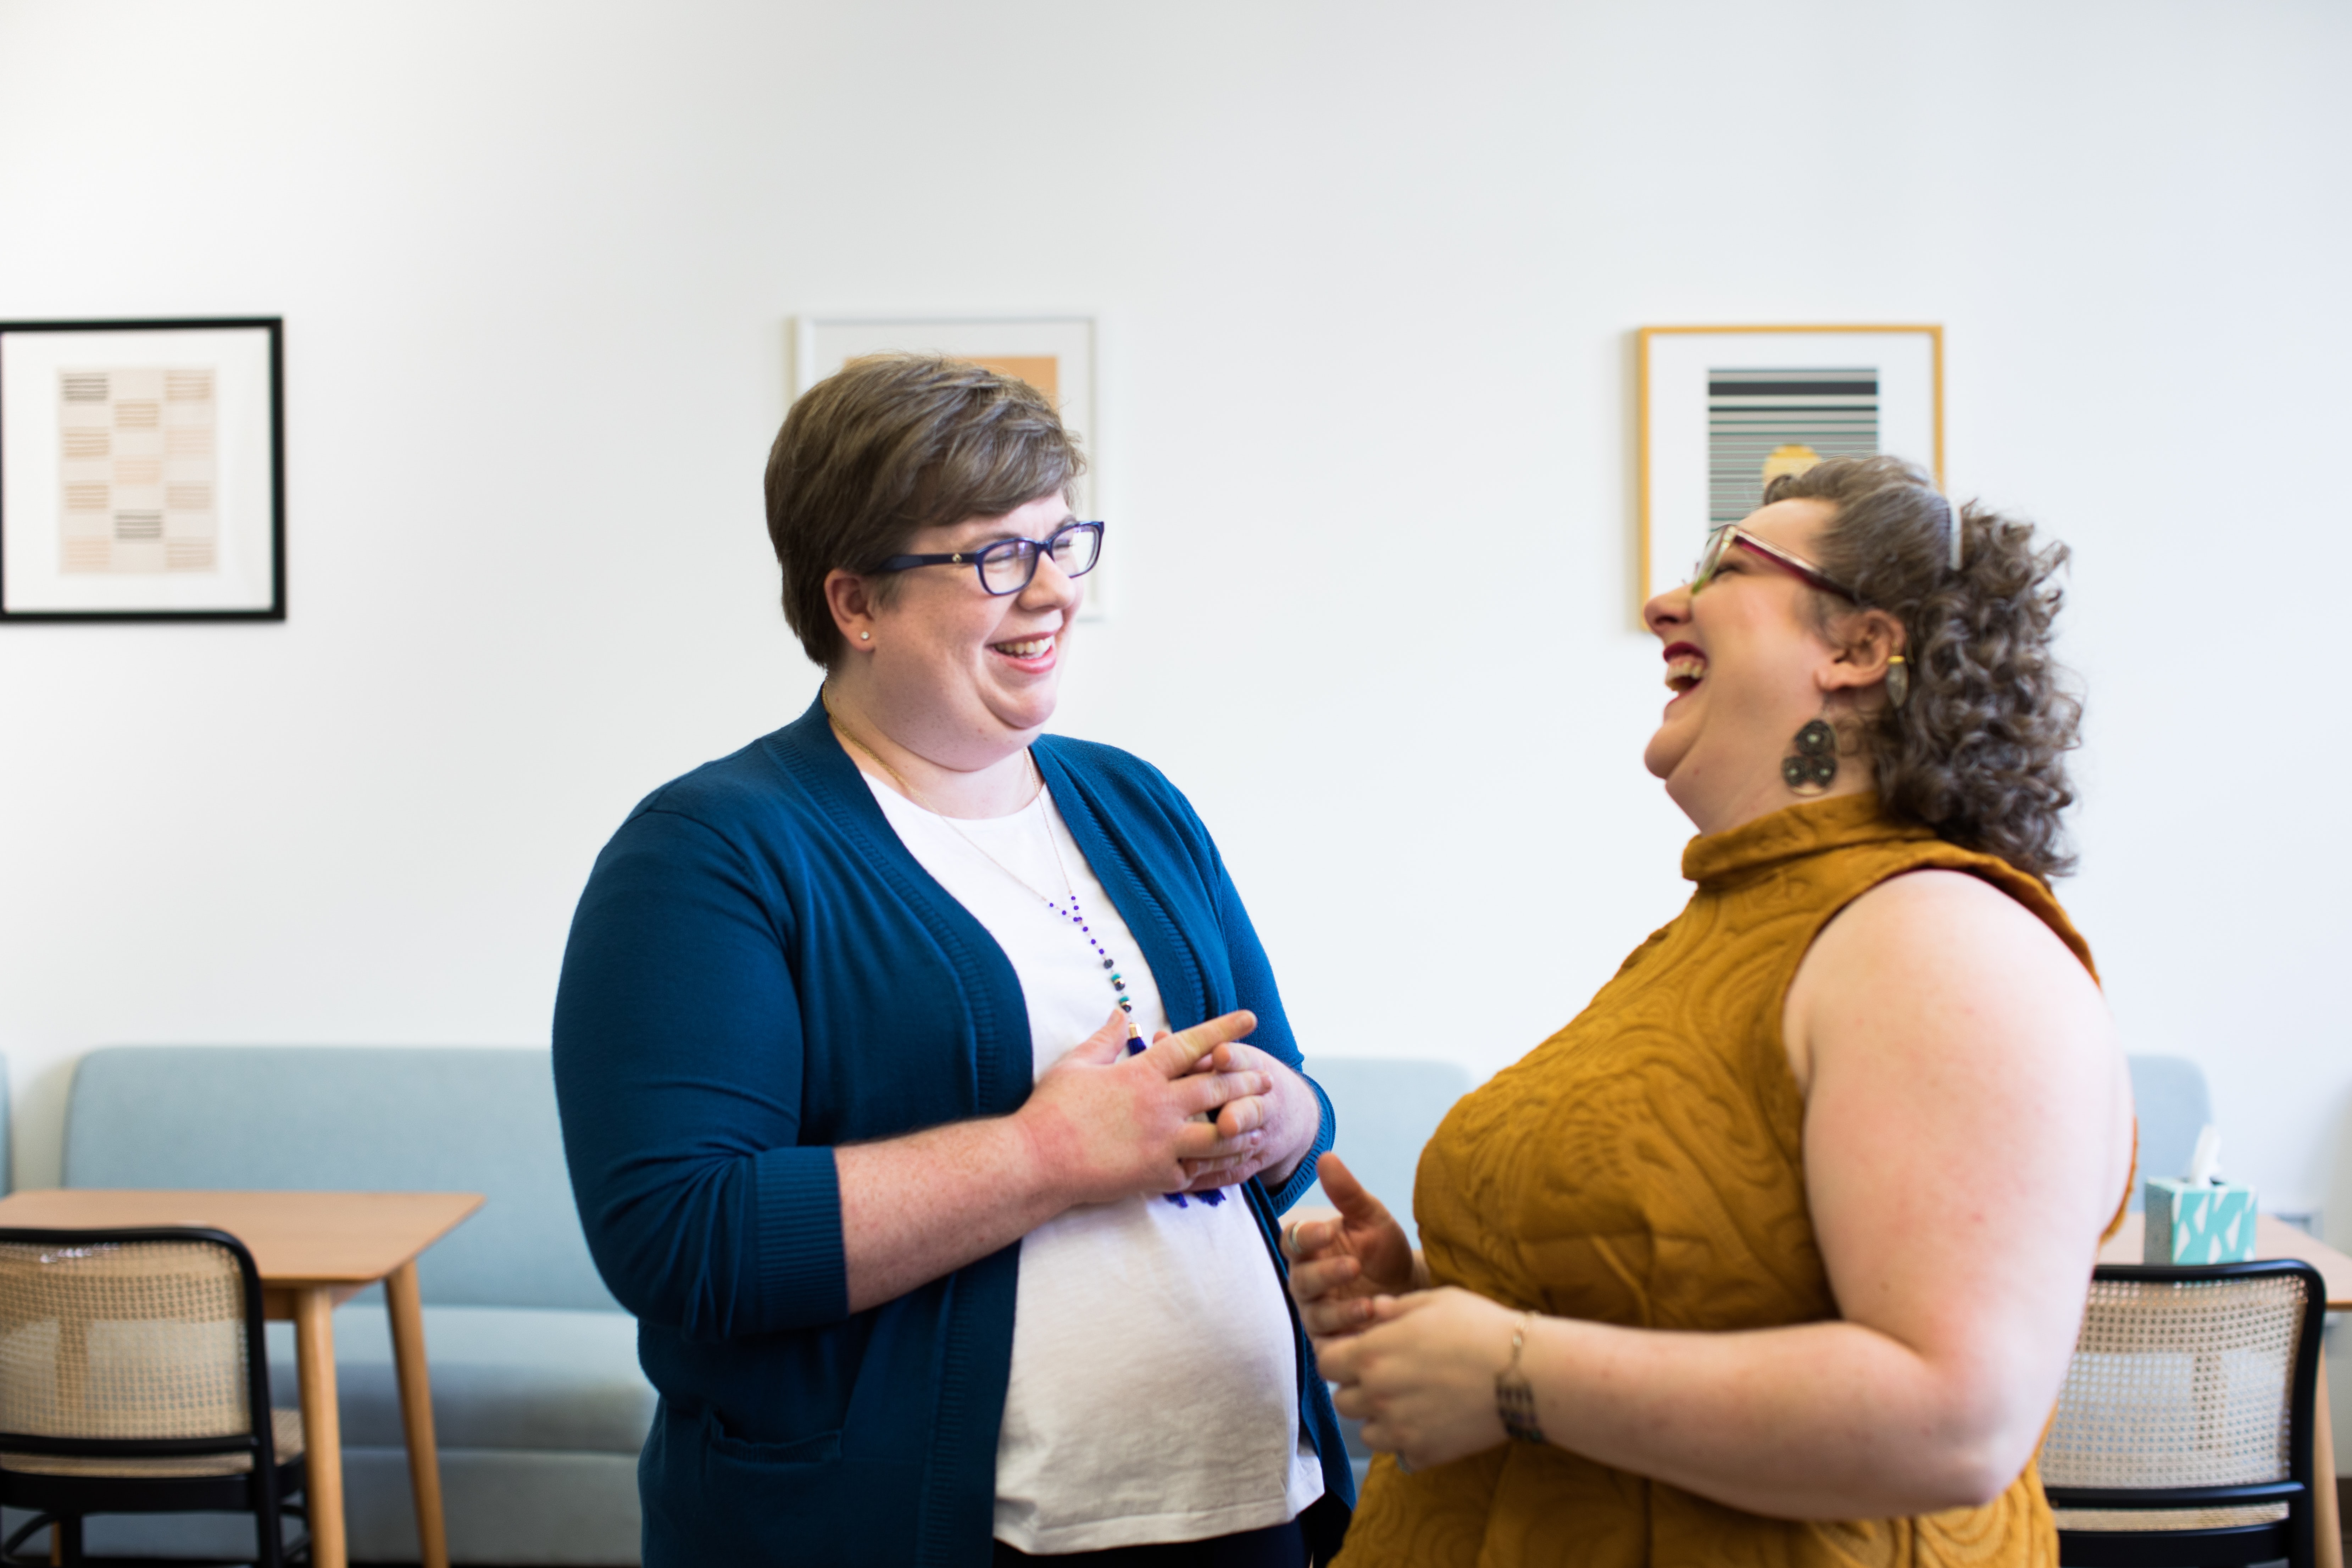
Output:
top-left (341, 1447), bottom-right (643, 1564)
top-left (264, 1305), bottom-right (653, 1455)
top-left (53, 1046), bottom-right (650, 1564)
top-left (65, 1046), bottom-right (617, 1311)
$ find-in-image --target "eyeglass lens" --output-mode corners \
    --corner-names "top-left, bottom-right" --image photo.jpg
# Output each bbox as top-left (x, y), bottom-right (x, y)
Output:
top-left (977, 526), bottom-right (1102, 594)
top-left (1690, 527), bottom-right (1730, 589)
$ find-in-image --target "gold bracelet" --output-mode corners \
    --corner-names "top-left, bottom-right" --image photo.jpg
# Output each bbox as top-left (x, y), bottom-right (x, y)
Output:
top-left (1494, 1312), bottom-right (1546, 1445)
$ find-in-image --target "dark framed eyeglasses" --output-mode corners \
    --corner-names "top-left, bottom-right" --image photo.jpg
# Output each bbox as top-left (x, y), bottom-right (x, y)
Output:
top-left (1690, 524), bottom-right (1858, 602)
top-left (875, 521), bottom-right (1105, 596)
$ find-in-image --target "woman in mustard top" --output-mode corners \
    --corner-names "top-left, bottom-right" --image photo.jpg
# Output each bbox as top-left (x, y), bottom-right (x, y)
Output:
top-left (1293, 457), bottom-right (2135, 1567)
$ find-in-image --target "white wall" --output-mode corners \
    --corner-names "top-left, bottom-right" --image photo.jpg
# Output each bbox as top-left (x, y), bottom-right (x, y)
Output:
top-left (1, 1), bottom-right (2347, 1231)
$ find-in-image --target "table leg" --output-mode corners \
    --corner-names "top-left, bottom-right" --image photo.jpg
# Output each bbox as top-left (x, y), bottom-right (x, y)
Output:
top-left (2317, 1342), bottom-right (2341, 1568)
top-left (294, 1287), bottom-right (347, 1568)
top-left (385, 1258), bottom-right (452, 1568)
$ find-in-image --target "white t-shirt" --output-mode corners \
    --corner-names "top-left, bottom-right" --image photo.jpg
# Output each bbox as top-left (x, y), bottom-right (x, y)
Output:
top-left (862, 774), bottom-right (1324, 1554)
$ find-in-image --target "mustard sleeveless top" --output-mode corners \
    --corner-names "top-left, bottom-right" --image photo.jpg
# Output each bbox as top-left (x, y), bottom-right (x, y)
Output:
top-left (1333, 794), bottom-right (2103, 1568)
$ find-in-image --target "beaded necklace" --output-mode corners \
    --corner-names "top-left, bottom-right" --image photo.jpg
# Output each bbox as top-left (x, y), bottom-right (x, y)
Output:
top-left (823, 693), bottom-right (1137, 1038)
top-left (824, 691), bottom-right (1224, 1209)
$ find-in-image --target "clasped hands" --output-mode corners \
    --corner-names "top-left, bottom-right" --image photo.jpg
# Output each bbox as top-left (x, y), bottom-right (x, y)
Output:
top-left (1286, 1153), bottom-right (1532, 1473)
top-left (1020, 1008), bottom-right (1302, 1204)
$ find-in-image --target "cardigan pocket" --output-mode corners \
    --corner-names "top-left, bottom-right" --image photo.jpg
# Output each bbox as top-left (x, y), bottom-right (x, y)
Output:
top-left (646, 1403), bottom-right (925, 1566)
top-left (701, 1406), bottom-right (844, 1466)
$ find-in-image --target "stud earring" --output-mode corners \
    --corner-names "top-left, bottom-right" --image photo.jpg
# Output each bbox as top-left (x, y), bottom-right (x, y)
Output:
top-left (1885, 655), bottom-right (1910, 710)
top-left (1781, 718), bottom-right (1838, 795)
top-left (859, 632), bottom-right (871, 641)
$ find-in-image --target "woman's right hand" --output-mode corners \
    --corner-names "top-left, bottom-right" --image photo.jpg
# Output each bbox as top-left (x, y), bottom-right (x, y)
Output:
top-left (1284, 1152), bottom-right (1423, 1338)
top-left (1018, 1008), bottom-right (1271, 1207)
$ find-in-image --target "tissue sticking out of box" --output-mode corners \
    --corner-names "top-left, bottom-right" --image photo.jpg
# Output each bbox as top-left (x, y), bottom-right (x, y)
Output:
top-left (2185, 1123), bottom-right (2220, 1185)
top-left (2144, 1124), bottom-right (2256, 1264)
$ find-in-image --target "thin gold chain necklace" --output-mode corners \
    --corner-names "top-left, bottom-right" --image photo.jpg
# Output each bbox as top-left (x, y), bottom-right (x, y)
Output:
top-left (823, 688), bottom-right (1139, 1037)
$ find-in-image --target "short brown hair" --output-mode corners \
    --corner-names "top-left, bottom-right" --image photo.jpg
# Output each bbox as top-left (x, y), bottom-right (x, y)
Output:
top-left (1763, 455), bottom-right (2083, 879)
top-left (763, 353), bottom-right (1086, 666)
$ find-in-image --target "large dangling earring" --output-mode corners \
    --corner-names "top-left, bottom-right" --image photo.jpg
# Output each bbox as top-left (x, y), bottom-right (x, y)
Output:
top-left (1885, 654), bottom-right (1911, 710)
top-left (1781, 718), bottom-right (1839, 795)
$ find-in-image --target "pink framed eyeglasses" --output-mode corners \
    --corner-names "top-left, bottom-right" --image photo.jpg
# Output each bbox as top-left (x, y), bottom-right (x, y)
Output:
top-left (1689, 525), bottom-right (1859, 602)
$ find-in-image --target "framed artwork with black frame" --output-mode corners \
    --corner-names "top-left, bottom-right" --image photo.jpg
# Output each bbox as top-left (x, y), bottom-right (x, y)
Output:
top-left (0, 317), bottom-right (285, 621)
top-left (1636, 324), bottom-right (1944, 616)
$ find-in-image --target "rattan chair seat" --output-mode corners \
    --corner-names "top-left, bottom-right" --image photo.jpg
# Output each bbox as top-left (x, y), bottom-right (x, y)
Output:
top-left (0, 1238), bottom-right (254, 1445)
top-left (2041, 1272), bottom-right (2305, 1490)
top-left (2040, 1260), bottom-right (2326, 1568)
top-left (2051, 1502), bottom-right (2290, 1531)
top-left (0, 1228), bottom-right (308, 1566)
top-left (0, 1406), bottom-right (302, 1478)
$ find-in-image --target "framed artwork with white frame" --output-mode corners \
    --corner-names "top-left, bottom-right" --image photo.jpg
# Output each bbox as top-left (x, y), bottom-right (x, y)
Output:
top-left (1, 317), bottom-right (285, 621)
top-left (793, 316), bottom-right (1106, 617)
top-left (1636, 324), bottom-right (1944, 614)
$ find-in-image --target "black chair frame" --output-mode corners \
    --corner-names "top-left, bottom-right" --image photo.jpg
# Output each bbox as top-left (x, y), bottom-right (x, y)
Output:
top-left (2048, 1258), bottom-right (2326, 1568)
top-left (0, 1226), bottom-right (308, 1568)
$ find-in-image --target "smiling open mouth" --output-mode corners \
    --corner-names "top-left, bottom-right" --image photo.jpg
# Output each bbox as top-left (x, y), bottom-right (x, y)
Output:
top-left (1663, 643), bottom-right (1707, 694)
top-left (992, 635), bottom-right (1055, 659)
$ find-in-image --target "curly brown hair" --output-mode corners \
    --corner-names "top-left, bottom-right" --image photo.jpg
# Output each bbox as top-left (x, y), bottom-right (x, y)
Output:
top-left (1761, 455), bottom-right (2083, 879)
top-left (763, 353), bottom-right (1086, 666)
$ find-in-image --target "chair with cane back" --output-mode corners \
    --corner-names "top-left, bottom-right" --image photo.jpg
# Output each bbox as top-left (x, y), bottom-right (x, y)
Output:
top-left (2040, 1259), bottom-right (2326, 1568)
top-left (0, 1228), bottom-right (307, 1567)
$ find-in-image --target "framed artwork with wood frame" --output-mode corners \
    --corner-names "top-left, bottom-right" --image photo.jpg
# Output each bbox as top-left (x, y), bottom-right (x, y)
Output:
top-left (0, 317), bottom-right (285, 622)
top-left (1636, 324), bottom-right (1944, 616)
top-left (792, 316), bottom-right (1106, 617)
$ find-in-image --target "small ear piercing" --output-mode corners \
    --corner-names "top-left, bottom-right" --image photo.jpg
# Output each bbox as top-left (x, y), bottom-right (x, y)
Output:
top-left (1885, 654), bottom-right (1911, 710)
top-left (859, 632), bottom-right (871, 641)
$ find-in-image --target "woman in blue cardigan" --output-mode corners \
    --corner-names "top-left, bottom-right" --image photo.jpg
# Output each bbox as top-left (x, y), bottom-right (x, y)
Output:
top-left (553, 353), bottom-right (1353, 1567)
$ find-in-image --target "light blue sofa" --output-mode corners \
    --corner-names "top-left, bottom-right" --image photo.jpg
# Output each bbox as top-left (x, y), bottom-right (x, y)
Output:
top-left (1297, 1057), bottom-right (1473, 1249)
top-left (22, 1046), bottom-right (652, 1565)
top-left (2125, 1053), bottom-right (2212, 1210)
top-left (12, 1047), bottom-right (2205, 1552)
top-left (1293, 1056), bottom-right (1475, 1489)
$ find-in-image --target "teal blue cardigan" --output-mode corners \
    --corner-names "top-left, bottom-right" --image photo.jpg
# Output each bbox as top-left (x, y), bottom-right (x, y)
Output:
top-left (553, 697), bottom-right (1352, 1567)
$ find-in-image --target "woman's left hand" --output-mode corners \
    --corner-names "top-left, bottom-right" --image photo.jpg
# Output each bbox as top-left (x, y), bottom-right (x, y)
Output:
top-left (1311, 1287), bottom-right (1521, 1472)
top-left (1170, 1037), bottom-right (1318, 1192)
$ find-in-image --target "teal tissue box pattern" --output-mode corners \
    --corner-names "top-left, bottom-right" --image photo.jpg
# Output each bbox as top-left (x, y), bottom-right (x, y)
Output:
top-left (2143, 1178), bottom-right (2257, 1264)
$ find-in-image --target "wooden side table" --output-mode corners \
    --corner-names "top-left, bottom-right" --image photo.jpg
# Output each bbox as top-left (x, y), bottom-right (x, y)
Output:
top-left (0, 1189), bottom-right (482, 1568)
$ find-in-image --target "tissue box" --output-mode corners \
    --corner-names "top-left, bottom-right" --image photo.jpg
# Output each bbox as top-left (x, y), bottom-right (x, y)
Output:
top-left (2143, 1178), bottom-right (2258, 1264)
